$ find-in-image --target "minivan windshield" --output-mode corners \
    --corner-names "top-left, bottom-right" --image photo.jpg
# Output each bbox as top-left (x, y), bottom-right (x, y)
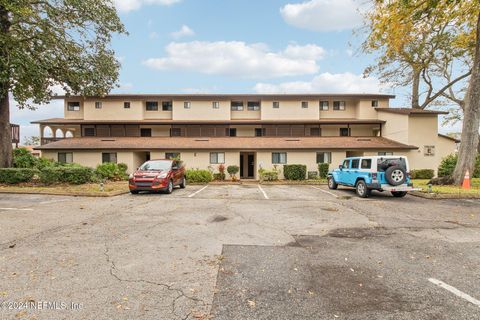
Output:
top-left (139, 160), bottom-right (172, 171)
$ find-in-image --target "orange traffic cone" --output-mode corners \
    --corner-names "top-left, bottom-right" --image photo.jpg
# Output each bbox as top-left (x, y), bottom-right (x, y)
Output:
top-left (462, 170), bottom-right (471, 190)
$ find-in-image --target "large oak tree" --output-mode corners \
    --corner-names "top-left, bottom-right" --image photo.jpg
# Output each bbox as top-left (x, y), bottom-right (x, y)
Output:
top-left (0, 0), bottom-right (126, 167)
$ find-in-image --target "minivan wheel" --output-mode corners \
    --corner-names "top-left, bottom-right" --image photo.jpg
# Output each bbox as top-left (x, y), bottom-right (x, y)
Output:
top-left (356, 180), bottom-right (370, 198)
top-left (328, 177), bottom-right (338, 190)
top-left (391, 191), bottom-right (407, 197)
top-left (180, 177), bottom-right (186, 189)
top-left (165, 180), bottom-right (173, 194)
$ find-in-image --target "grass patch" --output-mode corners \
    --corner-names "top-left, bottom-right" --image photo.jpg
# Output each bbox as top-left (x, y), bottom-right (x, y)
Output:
top-left (0, 181), bottom-right (128, 196)
top-left (412, 178), bottom-right (480, 195)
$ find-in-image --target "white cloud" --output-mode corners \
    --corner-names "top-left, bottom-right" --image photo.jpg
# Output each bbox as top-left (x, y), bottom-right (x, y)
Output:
top-left (254, 72), bottom-right (384, 93)
top-left (171, 25), bottom-right (195, 39)
top-left (280, 0), bottom-right (364, 32)
top-left (143, 41), bottom-right (325, 78)
top-left (115, 0), bottom-right (182, 13)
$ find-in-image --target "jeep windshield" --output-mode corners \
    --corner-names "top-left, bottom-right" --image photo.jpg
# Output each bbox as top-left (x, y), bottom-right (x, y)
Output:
top-left (377, 157), bottom-right (407, 172)
top-left (139, 160), bottom-right (172, 171)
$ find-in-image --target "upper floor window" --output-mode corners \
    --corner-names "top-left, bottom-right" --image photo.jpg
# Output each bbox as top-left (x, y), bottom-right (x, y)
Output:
top-left (310, 127), bottom-right (321, 136)
top-left (301, 101), bottom-right (308, 108)
top-left (162, 101), bottom-right (172, 111)
top-left (184, 101), bottom-right (191, 109)
top-left (170, 127), bottom-right (182, 137)
top-left (84, 127), bottom-right (95, 136)
top-left (371, 100), bottom-right (379, 107)
top-left (247, 101), bottom-right (260, 111)
top-left (424, 145), bottom-right (435, 156)
top-left (378, 152), bottom-right (393, 156)
top-left (212, 101), bottom-right (220, 109)
top-left (95, 101), bottom-right (102, 109)
top-left (255, 128), bottom-right (265, 137)
top-left (67, 102), bottom-right (80, 111)
top-left (124, 102), bottom-right (130, 109)
top-left (320, 101), bottom-right (329, 111)
top-left (272, 152), bottom-right (287, 164)
top-left (210, 152), bottom-right (225, 164)
top-left (273, 101), bottom-right (280, 109)
top-left (231, 101), bottom-right (244, 111)
top-left (316, 152), bottom-right (331, 164)
top-left (227, 128), bottom-right (237, 137)
top-left (140, 128), bottom-right (152, 137)
top-left (102, 152), bottom-right (117, 163)
top-left (339, 128), bottom-right (350, 136)
top-left (333, 101), bottom-right (346, 110)
top-left (58, 152), bottom-right (73, 164)
top-left (146, 101), bottom-right (158, 111)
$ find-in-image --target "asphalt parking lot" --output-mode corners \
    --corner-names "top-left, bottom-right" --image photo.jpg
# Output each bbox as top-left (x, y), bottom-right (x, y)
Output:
top-left (0, 184), bottom-right (479, 319)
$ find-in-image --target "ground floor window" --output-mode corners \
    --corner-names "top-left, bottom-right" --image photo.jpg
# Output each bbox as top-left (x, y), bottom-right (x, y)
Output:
top-left (102, 152), bottom-right (117, 163)
top-left (272, 152), bottom-right (287, 164)
top-left (316, 152), bottom-right (331, 164)
top-left (165, 152), bottom-right (180, 160)
top-left (210, 152), bottom-right (225, 164)
top-left (378, 152), bottom-right (393, 156)
top-left (58, 152), bottom-right (73, 163)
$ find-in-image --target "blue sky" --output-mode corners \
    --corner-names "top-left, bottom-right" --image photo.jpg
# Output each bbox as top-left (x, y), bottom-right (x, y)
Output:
top-left (11, 0), bottom-right (456, 141)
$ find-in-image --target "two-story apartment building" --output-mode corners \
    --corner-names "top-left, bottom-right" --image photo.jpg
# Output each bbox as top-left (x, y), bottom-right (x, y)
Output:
top-left (33, 94), bottom-right (458, 178)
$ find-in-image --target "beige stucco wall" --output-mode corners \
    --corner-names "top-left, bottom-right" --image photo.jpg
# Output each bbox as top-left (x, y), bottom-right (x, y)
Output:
top-left (64, 99), bottom-right (84, 120)
top-left (139, 125), bottom-right (171, 137)
top-left (231, 125), bottom-right (258, 137)
top-left (356, 99), bottom-right (388, 119)
top-left (319, 99), bottom-right (356, 119)
top-left (378, 112), bottom-right (410, 144)
top-left (172, 100), bottom-right (231, 120)
top-left (82, 100), bottom-right (145, 121)
top-left (261, 100), bottom-right (320, 120)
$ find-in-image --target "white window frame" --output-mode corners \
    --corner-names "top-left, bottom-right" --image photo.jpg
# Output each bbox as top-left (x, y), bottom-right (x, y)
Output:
top-left (58, 152), bottom-right (73, 163)
top-left (273, 101), bottom-right (280, 109)
top-left (124, 102), bottom-right (130, 109)
top-left (95, 101), bottom-right (102, 109)
top-left (378, 152), bottom-right (393, 156)
top-left (184, 101), bottom-right (191, 109)
top-left (102, 152), bottom-right (117, 163)
top-left (146, 101), bottom-right (159, 111)
top-left (67, 102), bottom-right (80, 111)
top-left (210, 152), bottom-right (225, 164)
top-left (301, 101), bottom-right (308, 108)
top-left (247, 101), bottom-right (261, 111)
top-left (320, 101), bottom-right (329, 111)
top-left (316, 152), bottom-right (331, 164)
top-left (333, 101), bottom-right (346, 111)
top-left (231, 101), bottom-right (244, 111)
top-left (212, 101), bottom-right (220, 109)
top-left (371, 100), bottom-right (379, 107)
top-left (272, 152), bottom-right (287, 164)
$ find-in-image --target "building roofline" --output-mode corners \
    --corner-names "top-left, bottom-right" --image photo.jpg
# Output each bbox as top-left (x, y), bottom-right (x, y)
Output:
top-left (438, 133), bottom-right (460, 143)
top-left (375, 107), bottom-right (449, 115)
top-left (52, 93), bottom-right (396, 100)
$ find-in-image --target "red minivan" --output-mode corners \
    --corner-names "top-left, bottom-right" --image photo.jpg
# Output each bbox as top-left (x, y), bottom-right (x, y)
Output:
top-left (128, 159), bottom-right (186, 194)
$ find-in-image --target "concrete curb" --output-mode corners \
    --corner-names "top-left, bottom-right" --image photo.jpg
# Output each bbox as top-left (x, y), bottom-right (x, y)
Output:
top-left (410, 191), bottom-right (480, 200)
top-left (0, 189), bottom-right (129, 197)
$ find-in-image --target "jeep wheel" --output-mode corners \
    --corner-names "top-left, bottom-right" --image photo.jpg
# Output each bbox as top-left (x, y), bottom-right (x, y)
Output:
top-left (391, 191), bottom-right (407, 198)
top-left (328, 177), bottom-right (338, 190)
top-left (355, 180), bottom-right (371, 198)
top-left (180, 177), bottom-right (186, 189)
top-left (385, 166), bottom-right (406, 186)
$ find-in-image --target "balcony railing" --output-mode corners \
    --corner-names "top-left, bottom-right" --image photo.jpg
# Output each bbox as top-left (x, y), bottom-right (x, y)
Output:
top-left (11, 124), bottom-right (19, 145)
top-left (41, 137), bottom-right (65, 145)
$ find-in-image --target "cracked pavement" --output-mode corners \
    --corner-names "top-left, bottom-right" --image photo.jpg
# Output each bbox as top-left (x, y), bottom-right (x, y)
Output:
top-left (0, 184), bottom-right (479, 319)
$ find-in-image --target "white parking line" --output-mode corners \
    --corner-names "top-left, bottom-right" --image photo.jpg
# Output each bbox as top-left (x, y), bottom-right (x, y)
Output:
top-left (188, 185), bottom-right (208, 198)
top-left (0, 207), bottom-right (33, 211)
top-left (428, 278), bottom-right (480, 307)
top-left (311, 186), bottom-right (339, 198)
top-left (257, 185), bottom-right (269, 199)
top-left (39, 199), bottom-right (68, 205)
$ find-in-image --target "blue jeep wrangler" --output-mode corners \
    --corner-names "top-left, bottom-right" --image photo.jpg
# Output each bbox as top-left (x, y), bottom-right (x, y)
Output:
top-left (327, 156), bottom-right (418, 198)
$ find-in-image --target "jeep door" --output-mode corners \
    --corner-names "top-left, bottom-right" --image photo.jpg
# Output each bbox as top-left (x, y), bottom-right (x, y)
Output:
top-left (347, 158), bottom-right (360, 185)
top-left (338, 159), bottom-right (351, 185)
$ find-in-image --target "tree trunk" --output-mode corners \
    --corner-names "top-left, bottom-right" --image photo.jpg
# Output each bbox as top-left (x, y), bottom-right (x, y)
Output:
top-left (0, 93), bottom-right (12, 167)
top-left (453, 14), bottom-right (480, 185)
top-left (411, 69), bottom-right (421, 109)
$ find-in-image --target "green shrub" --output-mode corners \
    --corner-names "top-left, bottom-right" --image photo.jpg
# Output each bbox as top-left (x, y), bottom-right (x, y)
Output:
top-left (318, 163), bottom-right (330, 179)
top-left (307, 171), bottom-right (318, 180)
top-left (258, 168), bottom-right (279, 181)
top-left (0, 168), bottom-right (38, 184)
top-left (39, 167), bottom-right (95, 185)
top-left (283, 164), bottom-right (307, 180)
top-left (213, 172), bottom-right (226, 181)
top-left (185, 169), bottom-right (213, 183)
top-left (438, 153), bottom-right (480, 178)
top-left (410, 169), bottom-right (434, 179)
top-left (95, 163), bottom-right (128, 181)
top-left (12, 148), bottom-right (38, 168)
top-left (227, 165), bottom-right (240, 179)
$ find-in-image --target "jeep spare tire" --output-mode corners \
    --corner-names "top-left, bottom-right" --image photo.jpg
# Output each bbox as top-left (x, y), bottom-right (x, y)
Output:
top-left (385, 166), bottom-right (406, 186)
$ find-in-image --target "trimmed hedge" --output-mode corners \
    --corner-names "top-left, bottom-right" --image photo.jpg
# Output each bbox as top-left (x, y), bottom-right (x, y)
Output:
top-left (283, 164), bottom-right (307, 180)
top-left (0, 168), bottom-right (39, 184)
top-left (258, 168), bottom-right (279, 181)
top-left (186, 169), bottom-right (213, 183)
top-left (410, 169), bottom-right (434, 179)
top-left (438, 153), bottom-right (480, 178)
top-left (39, 167), bottom-right (95, 185)
top-left (95, 162), bottom-right (128, 181)
top-left (307, 171), bottom-right (318, 180)
top-left (318, 163), bottom-right (329, 179)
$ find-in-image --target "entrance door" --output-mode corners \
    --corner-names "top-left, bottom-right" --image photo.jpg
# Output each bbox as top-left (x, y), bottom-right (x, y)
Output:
top-left (240, 152), bottom-right (255, 179)
top-left (247, 154), bottom-right (254, 177)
